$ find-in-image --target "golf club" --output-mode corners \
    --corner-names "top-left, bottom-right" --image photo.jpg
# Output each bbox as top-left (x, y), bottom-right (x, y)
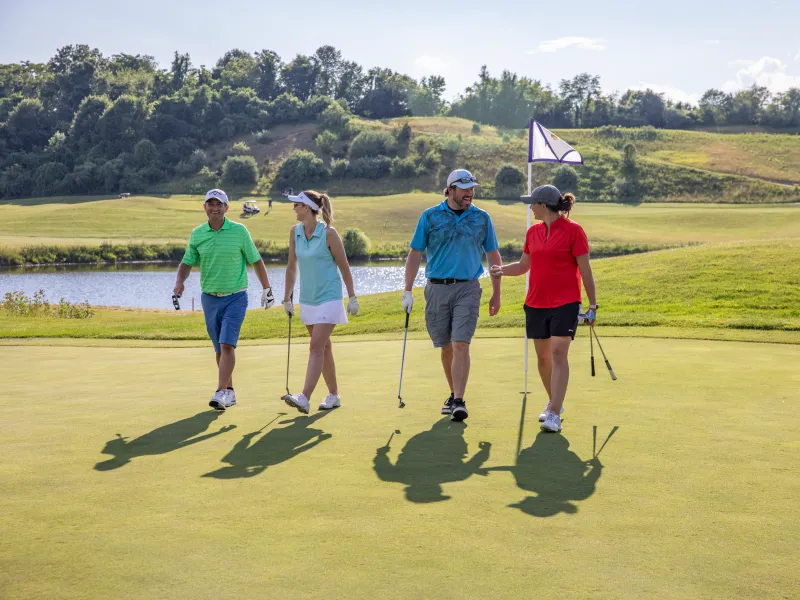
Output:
top-left (280, 294), bottom-right (294, 403)
top-left (172, 294), bottom-right (181, 310)
top-left (595, 425), bottom-right (619, 458)
top-left (397, 311), bottom-right (409, 408)
top-left (591, 327), bottom-right (617, 381)
top-left (385, 429), bottom-right (401, 447)
top-left (590, 322), bottom-right (595, 377)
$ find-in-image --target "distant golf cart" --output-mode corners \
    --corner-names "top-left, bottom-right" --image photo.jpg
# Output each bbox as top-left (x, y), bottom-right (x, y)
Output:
top-left (241, 201), bottom-right (261, 217)
top-left (117, 192), bottom-right (131, 198)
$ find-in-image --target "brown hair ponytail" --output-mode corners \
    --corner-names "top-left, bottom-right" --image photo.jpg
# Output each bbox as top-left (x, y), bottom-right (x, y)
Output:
top-left (303, 190), bottom-right (334, 227)
top-left (547, 192), bottom-right (576, 216)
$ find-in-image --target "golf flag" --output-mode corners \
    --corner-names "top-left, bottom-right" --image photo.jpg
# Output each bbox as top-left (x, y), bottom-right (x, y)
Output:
top-left (528, 120), bottom-right (583, 164)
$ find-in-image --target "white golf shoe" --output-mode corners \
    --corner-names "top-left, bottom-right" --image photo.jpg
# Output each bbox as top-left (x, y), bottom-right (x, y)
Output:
top-left (226, 389), bottom-right (237, 407)
top-left (285, 393), bottom-right (310, 414)
top-left (209, 389), bottom-right (232, 411)
top-left (538, 405), bottom-right (564, 422)
top-left (318, 394), bottom-right (341, 410)
top-left (540, 410), bottom-right (562, 433)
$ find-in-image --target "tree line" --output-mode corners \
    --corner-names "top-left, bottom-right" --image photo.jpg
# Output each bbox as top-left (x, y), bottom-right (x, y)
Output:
top-left (1, 44), bottom-right (798, 199)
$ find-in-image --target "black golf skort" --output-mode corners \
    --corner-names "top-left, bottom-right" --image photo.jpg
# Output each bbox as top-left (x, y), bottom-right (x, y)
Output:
top-left (524, 301), bottom-right (581, 340)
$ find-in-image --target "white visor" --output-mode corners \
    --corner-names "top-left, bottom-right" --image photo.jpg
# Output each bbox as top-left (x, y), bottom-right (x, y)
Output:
top-left (287, 192), bottom-right (320, 211)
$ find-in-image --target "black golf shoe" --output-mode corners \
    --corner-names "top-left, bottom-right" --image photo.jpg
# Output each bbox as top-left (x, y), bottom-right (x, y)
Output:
top-left (450, 398), bottom-right (468, 422)
top-left (441, 394), bottom-right (455, 415)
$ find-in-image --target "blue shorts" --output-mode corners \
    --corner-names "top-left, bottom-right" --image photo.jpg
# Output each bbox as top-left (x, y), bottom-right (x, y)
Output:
top-left (201, 291), bottom-right (248, 353)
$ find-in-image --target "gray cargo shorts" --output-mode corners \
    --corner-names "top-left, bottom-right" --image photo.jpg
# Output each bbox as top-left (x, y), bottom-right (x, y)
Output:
top-left (423, 279), bottom-right (482, 348)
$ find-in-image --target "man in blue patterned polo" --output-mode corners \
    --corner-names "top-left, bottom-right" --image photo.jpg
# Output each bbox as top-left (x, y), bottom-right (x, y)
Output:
top-left (402, 169), bottom-right (502, 422)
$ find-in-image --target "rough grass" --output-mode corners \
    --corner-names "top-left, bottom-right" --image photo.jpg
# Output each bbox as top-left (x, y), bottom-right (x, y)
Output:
top-left (3, 240), bottom-right (799, 340)
top-left (2, 194), bottom-right (800, 250)
top-left (1, 338), bottom-right (798, 599)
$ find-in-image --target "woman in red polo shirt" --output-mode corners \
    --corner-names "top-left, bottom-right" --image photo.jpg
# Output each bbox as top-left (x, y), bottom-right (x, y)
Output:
top-left (490, 185), bottom-right (597, 433)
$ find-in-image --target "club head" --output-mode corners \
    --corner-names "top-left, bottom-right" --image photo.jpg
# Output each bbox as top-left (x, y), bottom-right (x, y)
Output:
top-left (397, 398), bottom-right (405, 409)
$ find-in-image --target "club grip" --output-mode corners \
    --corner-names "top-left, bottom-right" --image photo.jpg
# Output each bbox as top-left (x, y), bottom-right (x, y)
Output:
top-left (404, 312), bottom-right (410, 328)
top-left (591, 356), bottom-right (595, 377)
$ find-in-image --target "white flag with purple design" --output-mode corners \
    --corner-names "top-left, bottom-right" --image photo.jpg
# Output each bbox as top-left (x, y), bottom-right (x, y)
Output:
top-left (528, 120), bottom-right (583, 164)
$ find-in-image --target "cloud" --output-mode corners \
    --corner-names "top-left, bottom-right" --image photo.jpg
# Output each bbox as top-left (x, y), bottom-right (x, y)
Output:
top-left (722, 56), bottom-right (800, 93)
top-left (701, 40), bottom-right (721, 45)
top-left (527, 37), bottom-right (606, 54)
top-left (413, 56), bottom-right (448, 75)
top-left (630, 82), bottom-right (700, 105)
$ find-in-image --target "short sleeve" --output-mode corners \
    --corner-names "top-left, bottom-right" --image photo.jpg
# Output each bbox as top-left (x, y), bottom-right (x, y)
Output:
top-left (409, 213), bottom-right (429, 251)
top-left (571, 223), bottom-right (590, 258)
top-left (242, 228), bottom-right (261, 264)
top-left (482, 214), bottom-right (499, 253)
top-left (523, 226), bottom-right (534, 255)
top-left (181, 233), bottom-right (199, 266)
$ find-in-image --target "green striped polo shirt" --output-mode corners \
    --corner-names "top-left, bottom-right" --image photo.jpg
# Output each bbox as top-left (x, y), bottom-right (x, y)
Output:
top-left (181, 218), bottom-right (261, 294)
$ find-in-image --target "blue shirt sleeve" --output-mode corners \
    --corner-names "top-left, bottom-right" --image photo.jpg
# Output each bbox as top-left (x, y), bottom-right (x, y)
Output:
top-left (410, 212), bottom-right (429, 251)
top-left (482, 214), bottom-right (499, 253)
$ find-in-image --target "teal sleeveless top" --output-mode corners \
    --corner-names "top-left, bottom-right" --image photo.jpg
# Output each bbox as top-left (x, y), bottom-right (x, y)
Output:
top-left (295, 222), bottom-right (343, 306)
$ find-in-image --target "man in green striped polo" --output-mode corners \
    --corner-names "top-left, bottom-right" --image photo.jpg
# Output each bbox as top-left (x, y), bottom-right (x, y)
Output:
top-left (173, 189), bottom-right (275, 411)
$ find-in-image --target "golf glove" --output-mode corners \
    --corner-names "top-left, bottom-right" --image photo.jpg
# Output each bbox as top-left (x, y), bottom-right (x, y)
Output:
top-left (261, 287), bottom-right (275, 309)
top-left (401, 290), bottom-right (414, 313)
top-left (585, 307), bottom-right (597, 324)
top-left (347, 296), bottom-right (359, 316)
top-left (283, 300), bottom-right (294, 317)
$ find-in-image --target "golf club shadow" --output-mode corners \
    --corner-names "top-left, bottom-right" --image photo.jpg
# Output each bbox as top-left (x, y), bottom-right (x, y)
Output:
top-left (202, 410), bottom-right (333, 479)
top-left (373, 417), bottom-right (492, 503)
top-left (95, 411), bottom-right (235, 471)
top-left (484, 431), bottom-right (604, 518)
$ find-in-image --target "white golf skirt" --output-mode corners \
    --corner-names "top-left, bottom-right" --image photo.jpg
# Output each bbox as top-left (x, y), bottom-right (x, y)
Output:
top-left (299, 299), bottom-right (348, 326)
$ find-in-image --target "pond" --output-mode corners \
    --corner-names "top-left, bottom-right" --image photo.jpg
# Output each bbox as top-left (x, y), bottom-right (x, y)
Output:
top-left (0, 262), bottom-right (431, 310)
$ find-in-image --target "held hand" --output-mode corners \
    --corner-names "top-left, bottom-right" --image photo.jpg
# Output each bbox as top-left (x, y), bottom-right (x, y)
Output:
top-left (173, 282), bottom-right (184, 297)
top-left (489, 293), bottom-right (501, 317)
top-left (585, 308), bottom-right (597, 325)
top-left (489, 264), bottom-right (503, 279)
top-left (347, 296), bottom-right (359, 316)
top-left (261, 287), bottom-right (275, 309)
top-left (283, 300), bottom-right (294, 317)
top-left (401, 290), bottom-right (414, 314)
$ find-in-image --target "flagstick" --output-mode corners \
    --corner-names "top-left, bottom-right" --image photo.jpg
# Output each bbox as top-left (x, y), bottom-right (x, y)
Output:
top-left (522, 161), bottom-right (532, 399)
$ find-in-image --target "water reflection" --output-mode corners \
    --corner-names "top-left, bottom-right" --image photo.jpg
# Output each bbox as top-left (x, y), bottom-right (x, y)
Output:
top-left (0, 262), bottom-right (428, 310)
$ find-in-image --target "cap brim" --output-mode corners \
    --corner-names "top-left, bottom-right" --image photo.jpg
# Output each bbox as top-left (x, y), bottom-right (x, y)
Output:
top-left (451, 182), bottom-right (479, 189)
top-left (520, 195), bottom-right (558, 206)
top-left (204, 197), bottom-right (228, 204)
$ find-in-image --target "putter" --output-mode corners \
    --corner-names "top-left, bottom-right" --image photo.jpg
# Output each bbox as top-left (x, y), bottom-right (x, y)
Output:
top-left (595, 426), bottom-right (619, 458)
top-left (591, 327), bottom-right (617, 381)
top-left (397, 312), bottom-right (410, 408)
top-left (280, 295), bottom-right (294, 403)
top-left (172, 294), bottom-right (181, 310)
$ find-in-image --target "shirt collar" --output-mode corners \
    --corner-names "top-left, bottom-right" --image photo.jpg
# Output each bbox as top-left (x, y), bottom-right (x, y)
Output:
top-left (438, 200), bottom-right (474, 213)
top-left (204, 217), bottom-right (231, 232)
top-left (297, 221), bottom-right (325, 238)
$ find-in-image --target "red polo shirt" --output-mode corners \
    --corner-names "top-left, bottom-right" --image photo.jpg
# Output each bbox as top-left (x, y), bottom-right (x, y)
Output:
top-left (523, 217), bottom-right (590, 308)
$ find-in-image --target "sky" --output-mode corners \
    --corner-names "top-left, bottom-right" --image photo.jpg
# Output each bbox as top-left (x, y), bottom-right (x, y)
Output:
top-left (2, 0), bottom-right (800, 104)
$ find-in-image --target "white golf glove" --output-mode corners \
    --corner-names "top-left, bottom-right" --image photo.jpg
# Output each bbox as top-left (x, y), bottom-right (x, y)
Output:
top-left (283, 300), bottom-right (294, 317)
top-left (401, 290), bottom-right (414, 313)
top-left (261, 287), bottom-right (275, 309)
top-left (347, 296), bottom-right (359, 316)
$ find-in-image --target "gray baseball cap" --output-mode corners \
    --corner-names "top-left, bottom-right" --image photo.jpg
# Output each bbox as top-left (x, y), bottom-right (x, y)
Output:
top-left (520, 184), bottom-right (561, 206)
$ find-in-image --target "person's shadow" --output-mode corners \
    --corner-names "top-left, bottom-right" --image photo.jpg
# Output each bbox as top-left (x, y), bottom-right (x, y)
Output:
top-left (203, 411), bottom-right (332, 479)
top-left (373, 418), bottom-right (491, 503)
top-left (95, 411), bottom-right (235, 471)
top-left (485, 432), bottom-right (603, 517)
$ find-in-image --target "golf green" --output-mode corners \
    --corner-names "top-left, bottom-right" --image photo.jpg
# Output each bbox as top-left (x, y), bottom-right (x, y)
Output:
top-left (1, 336), bottom-right (797, 599)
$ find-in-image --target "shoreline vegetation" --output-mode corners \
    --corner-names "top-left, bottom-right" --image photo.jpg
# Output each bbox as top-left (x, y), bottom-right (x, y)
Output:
top-left (0, 239), bottom-right (692, 267)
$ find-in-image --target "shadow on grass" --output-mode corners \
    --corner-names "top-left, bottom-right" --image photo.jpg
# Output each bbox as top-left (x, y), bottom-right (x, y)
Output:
top-left (202, 411), bottom-right (332, 479)
top-left (373, 417), bottom-right (491, 503)
top-left (95, 410), bottom-right (235, 471)
top-left (486, 431), bottom-right (604, 517)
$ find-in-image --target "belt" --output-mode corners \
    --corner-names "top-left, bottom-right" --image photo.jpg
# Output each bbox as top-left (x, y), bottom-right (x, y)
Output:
top-left (206, 289), bottom-right (247, 297)
top-left (428, 278), bottom-right (470, 285)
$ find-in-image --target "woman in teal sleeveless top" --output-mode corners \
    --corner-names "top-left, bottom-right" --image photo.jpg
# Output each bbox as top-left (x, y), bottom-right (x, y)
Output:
top-left (282, 190), bottom-right (359, 414)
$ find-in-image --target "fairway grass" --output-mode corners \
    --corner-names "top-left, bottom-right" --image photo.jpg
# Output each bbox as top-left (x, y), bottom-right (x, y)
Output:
top-left (2, 194), bottom-right (800, 249)
top-left (1, 337), bottom-right (798, 599)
